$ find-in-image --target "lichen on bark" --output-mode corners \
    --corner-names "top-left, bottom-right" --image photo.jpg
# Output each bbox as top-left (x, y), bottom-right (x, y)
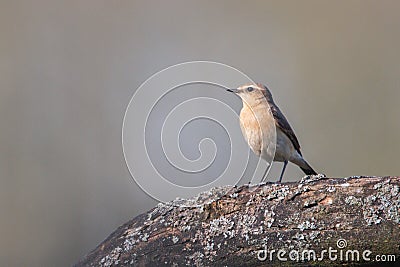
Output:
top-left (76, 176), bottom-right (400, 267)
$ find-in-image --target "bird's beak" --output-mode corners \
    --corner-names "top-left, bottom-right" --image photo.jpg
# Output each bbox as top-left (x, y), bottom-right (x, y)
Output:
top-left (226, 88), bottom-right (239, 94)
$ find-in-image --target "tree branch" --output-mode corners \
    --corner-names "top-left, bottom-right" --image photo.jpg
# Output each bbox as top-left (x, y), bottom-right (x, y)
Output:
top-left (76, 176), bottom-right (400, 266)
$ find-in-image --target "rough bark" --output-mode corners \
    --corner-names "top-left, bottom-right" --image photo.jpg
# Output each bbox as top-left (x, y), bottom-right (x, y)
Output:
top-left (76, 176), bottom-right (400, 266)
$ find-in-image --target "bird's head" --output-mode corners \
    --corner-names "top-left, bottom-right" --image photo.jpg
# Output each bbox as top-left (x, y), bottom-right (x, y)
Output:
top-left (226, 83), bottom-right (273, 107)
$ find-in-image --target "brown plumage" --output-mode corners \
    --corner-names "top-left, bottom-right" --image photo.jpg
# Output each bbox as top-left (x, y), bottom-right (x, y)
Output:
top-left (227, 83), bottom-right (317, 182)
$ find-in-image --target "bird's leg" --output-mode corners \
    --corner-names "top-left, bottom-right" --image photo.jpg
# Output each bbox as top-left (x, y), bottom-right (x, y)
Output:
top-left (277, 160), bottom-right (288, 183)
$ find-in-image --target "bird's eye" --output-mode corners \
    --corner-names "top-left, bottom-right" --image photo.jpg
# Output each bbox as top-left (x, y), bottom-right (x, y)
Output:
top-left (247, 87), bottom-right (254, 92)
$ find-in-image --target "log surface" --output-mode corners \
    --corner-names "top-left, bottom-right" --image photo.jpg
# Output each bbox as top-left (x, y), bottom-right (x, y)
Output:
top-left (76, 176), bottom-right (400, 266)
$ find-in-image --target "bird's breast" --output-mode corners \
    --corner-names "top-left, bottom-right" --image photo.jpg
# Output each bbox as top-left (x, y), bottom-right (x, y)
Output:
top-left (239, 104), bottom-right (276, 159)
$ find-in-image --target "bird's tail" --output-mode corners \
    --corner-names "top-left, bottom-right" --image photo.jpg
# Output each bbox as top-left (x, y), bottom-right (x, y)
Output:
top-left (300, 160), bottom-right (317, 175)
top-left (291, 154), bottom-right (318, 175)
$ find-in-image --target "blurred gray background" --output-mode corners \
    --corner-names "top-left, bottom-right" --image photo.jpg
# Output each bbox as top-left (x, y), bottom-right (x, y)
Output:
top-left (1, 0), bottom-right (400, 266)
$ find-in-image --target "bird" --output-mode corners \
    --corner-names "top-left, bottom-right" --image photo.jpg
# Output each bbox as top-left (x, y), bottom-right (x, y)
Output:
top-left (227, 83), bottom-right (317, 183)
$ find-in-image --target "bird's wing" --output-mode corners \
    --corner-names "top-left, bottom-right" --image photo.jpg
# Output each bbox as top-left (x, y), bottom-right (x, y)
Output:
top-left (270, 104), bottom-right (302, 155)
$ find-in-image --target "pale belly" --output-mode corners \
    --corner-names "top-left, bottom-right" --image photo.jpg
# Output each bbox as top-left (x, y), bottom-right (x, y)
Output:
top-left (239, 106), bottom-right (278, 162)
top-left (273, 127), bottom-right (295, 162)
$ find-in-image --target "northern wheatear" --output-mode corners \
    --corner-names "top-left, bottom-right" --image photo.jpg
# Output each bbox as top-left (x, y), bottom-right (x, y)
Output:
top-left (227, 83), bottom-right (317, 182)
